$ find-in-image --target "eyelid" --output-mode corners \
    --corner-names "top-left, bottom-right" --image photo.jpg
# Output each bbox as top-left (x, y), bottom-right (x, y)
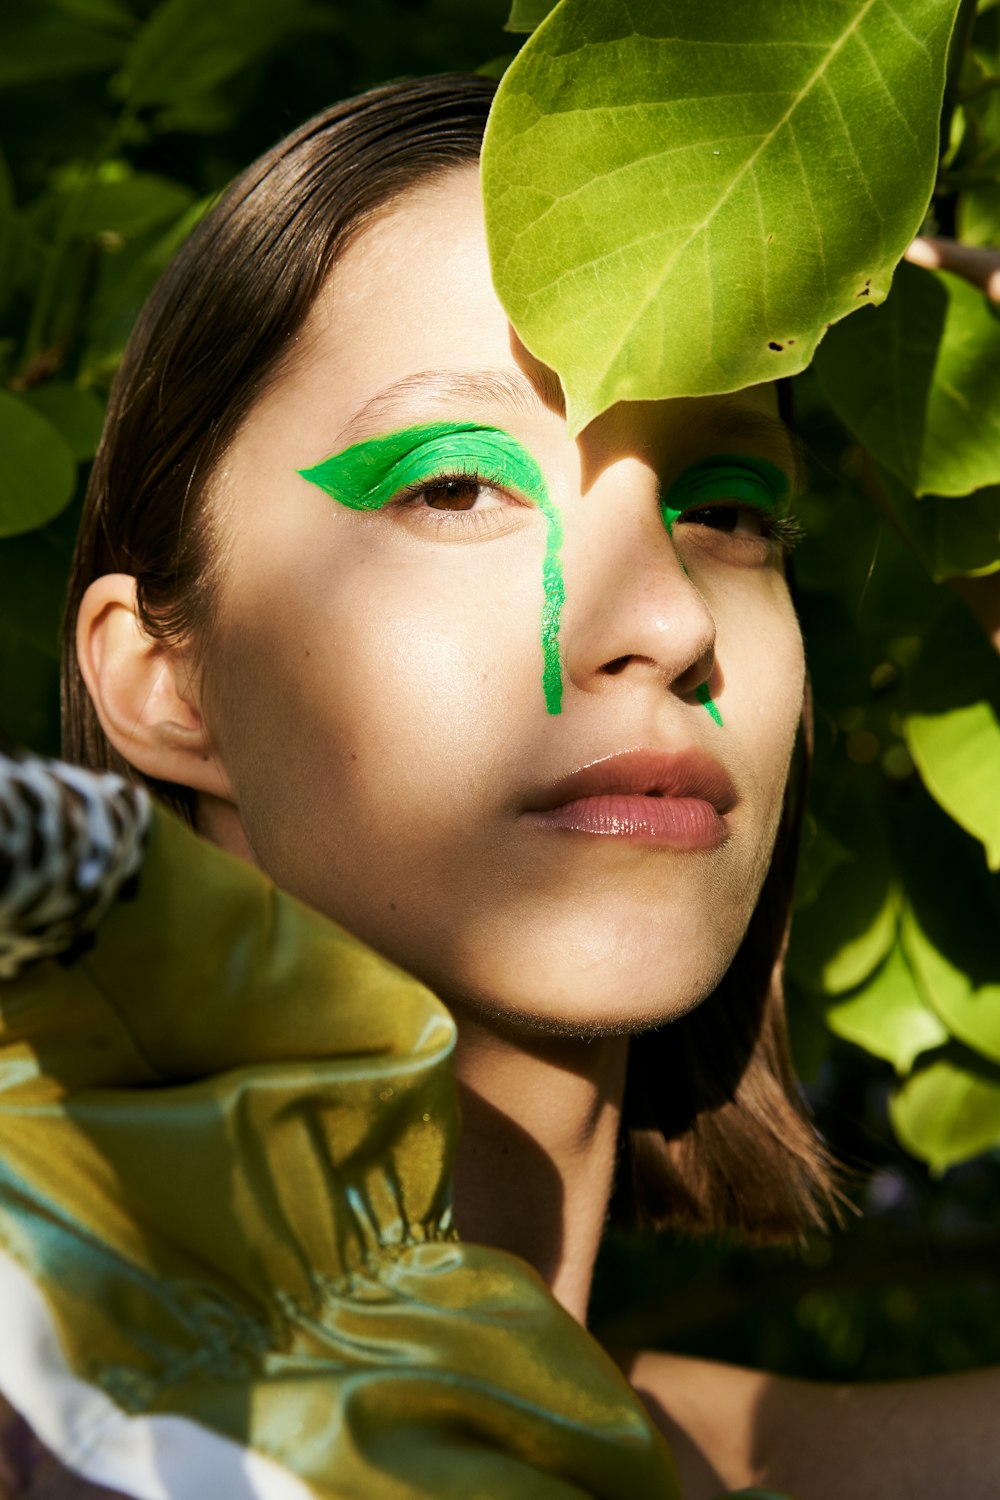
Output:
top-left (662, 454), bottom-right (793, 515)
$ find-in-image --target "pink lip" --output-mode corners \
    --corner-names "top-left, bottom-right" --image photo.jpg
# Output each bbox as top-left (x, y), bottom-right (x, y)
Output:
top-left (523, 748), bottom-right (736, 849)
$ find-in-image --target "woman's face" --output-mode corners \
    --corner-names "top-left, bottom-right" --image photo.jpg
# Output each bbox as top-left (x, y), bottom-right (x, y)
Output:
top-left (204, 166), bottom-right (805, 1035)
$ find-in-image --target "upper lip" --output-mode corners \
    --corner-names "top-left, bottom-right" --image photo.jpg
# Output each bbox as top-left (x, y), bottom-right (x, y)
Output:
top-left (525, 748), bottom-right (738, 814)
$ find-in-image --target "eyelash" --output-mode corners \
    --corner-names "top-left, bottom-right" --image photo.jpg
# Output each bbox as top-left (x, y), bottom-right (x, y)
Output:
top-left (391, 468), bottom-right (805, 556)
top-left (679, 503), bottom-right (804, 557)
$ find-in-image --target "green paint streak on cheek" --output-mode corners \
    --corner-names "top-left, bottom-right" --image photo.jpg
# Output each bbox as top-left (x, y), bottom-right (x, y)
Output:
top-left (298, 422), bottom-right (567, 715)
top-left (659, 453), bottom-right (791, 731)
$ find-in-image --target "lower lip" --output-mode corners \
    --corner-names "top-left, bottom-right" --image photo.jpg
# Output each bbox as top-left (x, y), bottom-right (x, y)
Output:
top-left (525, 794), bottom-right (728, 848)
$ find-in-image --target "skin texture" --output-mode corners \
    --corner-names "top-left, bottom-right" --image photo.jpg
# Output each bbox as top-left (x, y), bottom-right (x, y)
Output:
top-left (200, 170), bottom-right (805, 1043)
top-left (74, 181), bottom-right (1000, 1498)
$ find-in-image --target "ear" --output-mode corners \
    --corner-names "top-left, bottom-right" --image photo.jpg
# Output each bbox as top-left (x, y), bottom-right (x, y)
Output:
top-left (76, 574), bottom-right (233, 800)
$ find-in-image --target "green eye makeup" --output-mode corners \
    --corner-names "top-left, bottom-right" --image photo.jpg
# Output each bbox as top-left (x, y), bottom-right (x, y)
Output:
top-left (298, 422), bottom-right (567, 715)
top-left (659, 453), bottom-right (791, 535)
top-left (658, 454), bottom-right (791, 729)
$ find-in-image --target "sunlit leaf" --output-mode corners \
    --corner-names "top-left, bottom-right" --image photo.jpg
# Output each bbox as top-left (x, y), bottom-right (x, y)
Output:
top-left (825, 939), bottom-right (948, 1074)
top-left (21, 385), bottom-right (105, 463)
top-left (890, 1055), bottom-right (1000, 1174)
top-left (483, 0), bottom-right (960, 435)
top-left (903, 603), bottom-right (1000, 869)
top-left (0, 392), bottom-right (76, 539)
top-left (814, 263), bottom-right (1000, 497)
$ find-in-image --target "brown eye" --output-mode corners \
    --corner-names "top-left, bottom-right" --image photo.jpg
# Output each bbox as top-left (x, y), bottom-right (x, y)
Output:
top-left (683, 504), bottom-right (768, 537)
top-left (422, 479), bottom-right (482, 511)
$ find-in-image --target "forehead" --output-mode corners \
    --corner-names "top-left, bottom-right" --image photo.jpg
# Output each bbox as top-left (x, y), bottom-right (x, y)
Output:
top-left (265, 164), bottom-right (785, 463)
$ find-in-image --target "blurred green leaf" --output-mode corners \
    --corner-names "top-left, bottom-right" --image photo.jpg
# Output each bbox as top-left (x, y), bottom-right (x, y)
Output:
top-left (825, 939), bottom-right (949, 1074)
top-left (787, 813), bottom-right (896, 994)
top-left (0, 392), bottom-right (76, 538)
top-left (898, 821), bottom-right (1000, 1064)
top-left (21, 384), bottom-right (105, 462)
top-left (43, 0), bottom-right (136, 30)
top-left (903, 603), bottom-right (1000, 868)
top-left (504, 0), bottom-right (559, 32)
top-left (0, 12), bottom-right (127, 87)
top-left (957, 182), bottom-right (1000, 246)
top-left (878, 467), bottom-right (1000, 582)
top-left (483, 0), bottom-right (960, 434)
top-left (814, 263), bottom-right (1000, 498)
top-left (58, 166), bottom-right (196, 241)
top-left (794, 815), bottom-right (853, 912)
top-left (890, 1054), bottom-right (1000, 1173)
top-left (114, 0), bottom-right (319, 107)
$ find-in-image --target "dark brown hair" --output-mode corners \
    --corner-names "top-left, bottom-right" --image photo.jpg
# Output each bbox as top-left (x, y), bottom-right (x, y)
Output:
top-left (62, 72), bottom-right (836, 1241)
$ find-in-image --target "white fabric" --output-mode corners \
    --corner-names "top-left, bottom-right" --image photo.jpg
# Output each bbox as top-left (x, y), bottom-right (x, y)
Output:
top-left (0, 1247), bottom-right (313, 1499)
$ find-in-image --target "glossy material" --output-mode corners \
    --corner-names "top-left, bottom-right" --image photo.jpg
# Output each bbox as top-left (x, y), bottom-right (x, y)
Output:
top-left (0, 808), bottom-right (680, 1497)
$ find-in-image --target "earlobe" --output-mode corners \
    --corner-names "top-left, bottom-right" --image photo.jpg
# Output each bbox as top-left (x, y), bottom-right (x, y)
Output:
top-left (75, 574), bottom-right (234, 799)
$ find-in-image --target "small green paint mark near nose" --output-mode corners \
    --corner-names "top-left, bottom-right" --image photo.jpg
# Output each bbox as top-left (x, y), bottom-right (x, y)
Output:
top-left (696, 682), bottom-right (723, 727)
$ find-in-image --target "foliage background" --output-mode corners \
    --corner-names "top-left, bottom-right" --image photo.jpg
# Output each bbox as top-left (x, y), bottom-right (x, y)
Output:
top-left (1, 0), bottom-right (999, 1384)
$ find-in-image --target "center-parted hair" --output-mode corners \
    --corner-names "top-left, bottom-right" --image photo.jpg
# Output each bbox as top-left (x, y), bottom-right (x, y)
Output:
top-left (61, 72), bottom-right (837, 1242)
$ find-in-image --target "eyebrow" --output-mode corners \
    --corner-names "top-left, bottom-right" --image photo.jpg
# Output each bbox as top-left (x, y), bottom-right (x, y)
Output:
top-left (336, 367), bottom-right (566, 447)
top-left (334, 370), bottom-right (804, 490)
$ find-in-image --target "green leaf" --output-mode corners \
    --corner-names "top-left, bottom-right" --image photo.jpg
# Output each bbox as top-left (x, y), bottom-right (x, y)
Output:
top-left (115, 0), bottom-right (317, 107)
top-left (0, 392), bottom-right (77, 539)
top-left (890, 1055), bottom-right (1000, 1174)
top-left (814, 262), bottom-right (1000, 498)
top-left (957, 183), bottom-right (1000, 247)
top-left (878, 467), bottom-right (1000, 582)
top-left (482, 0), bottom-right (960, 435)
top-left (504, 0), bottom-right (559, 33)
top-left (825, 939), bottom-right (949, 1074)
top-left (903, 603), bottom-right (1000, 868)
top-left (899, 864), bottom-right (1000, 1068)
top-left (21, 384), bottom-right (105, 463)
top-left (786, 813), bottom-right (896, 994)
top-left (793, 814), bottom-right (852, 911)
top-left (0, 13), bottom-right (126, 86)
top-left (70, 169), bottom-right (195, 241)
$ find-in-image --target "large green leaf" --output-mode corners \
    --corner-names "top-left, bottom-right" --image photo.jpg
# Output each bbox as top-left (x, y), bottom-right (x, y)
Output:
top-left (825, 939), bottom-right (948, 1074)
top-left (482, 0), bottom-right (959, 435)
top-left (814, 263), bottom-right (1000, 497)
top-left (890, 1054), bottom-right (1000, 1174)
top-left (878, 468), bottom-right (1000, 582)
top-left (903, 603), bottom-right (1000, 868)
top-left (0, 392), bottom-right (76, 539)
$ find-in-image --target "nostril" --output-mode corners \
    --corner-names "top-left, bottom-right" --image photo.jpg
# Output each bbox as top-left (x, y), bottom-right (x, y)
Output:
top-left (601, 656), bottom-right (631, 676)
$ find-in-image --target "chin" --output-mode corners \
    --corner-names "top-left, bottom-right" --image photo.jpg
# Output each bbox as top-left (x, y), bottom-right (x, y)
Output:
top-left (422, 913), bottom-right (747, 1042)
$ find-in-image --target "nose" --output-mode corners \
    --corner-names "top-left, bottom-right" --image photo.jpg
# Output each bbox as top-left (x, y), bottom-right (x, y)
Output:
top-left (559, 458), bottom-right (717, 706)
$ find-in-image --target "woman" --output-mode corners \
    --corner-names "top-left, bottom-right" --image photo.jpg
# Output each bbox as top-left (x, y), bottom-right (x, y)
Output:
top-left (0, 72), bottom-right (997, 1499)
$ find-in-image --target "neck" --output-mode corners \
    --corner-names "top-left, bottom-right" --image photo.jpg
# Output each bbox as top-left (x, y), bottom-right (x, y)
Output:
top-left (450, 1012), bottom-right (628, 1325)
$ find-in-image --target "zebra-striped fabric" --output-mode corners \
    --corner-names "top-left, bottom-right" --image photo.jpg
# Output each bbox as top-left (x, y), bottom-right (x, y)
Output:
top-left (0, 748), bottom-right (151, 982)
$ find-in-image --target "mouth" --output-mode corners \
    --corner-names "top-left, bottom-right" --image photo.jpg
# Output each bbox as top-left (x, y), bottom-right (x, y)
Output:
top-left (522, 747), bottom-right (736, 849)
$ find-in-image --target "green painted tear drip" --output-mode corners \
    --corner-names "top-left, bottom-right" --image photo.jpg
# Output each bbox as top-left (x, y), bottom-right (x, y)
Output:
top-left (298, 421), bottom-right (566, 714)
top-left (660, 453), bottom-right (791, 729)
